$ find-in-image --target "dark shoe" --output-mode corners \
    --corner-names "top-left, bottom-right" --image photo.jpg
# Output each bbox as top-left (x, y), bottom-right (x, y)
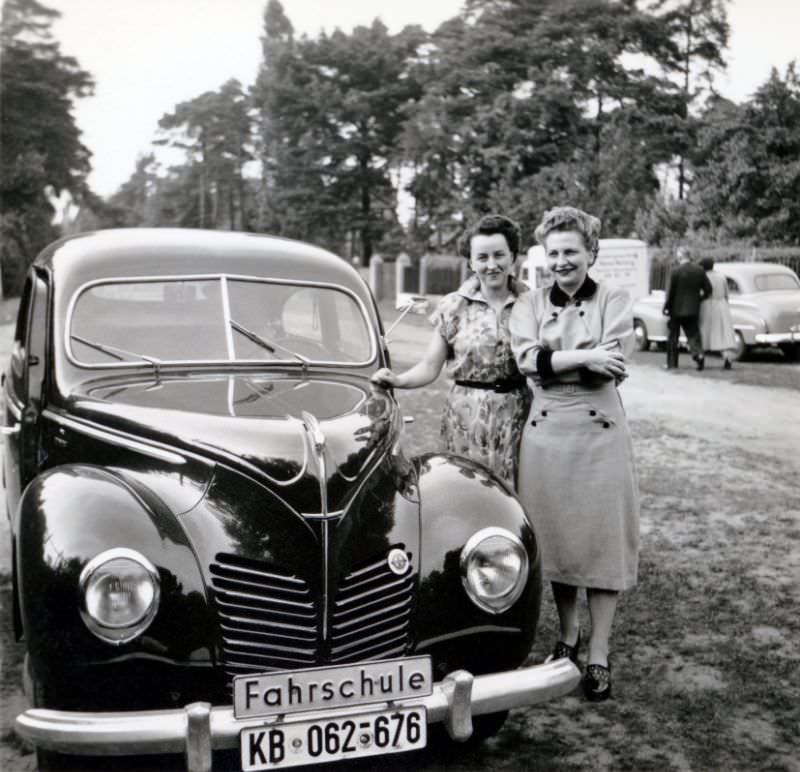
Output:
top-left (583, 662), bottom-right (612, 702)
top-left (545, 629), bottom-right (581, 666)
top-left (723, 359), bottom-right (732, 370)
top-left (695, 357), bottom-right (704, 371)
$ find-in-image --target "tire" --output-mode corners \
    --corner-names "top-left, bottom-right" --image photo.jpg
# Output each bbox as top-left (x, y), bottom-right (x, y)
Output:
top-left (428, 710), bottom-right (509, 750)
top-left (25, 656), bottom-right (146, 771)
top-left (633, 319), bottom-right (650, 351)
top-left (779, 342), bottom-right (800, 361)
top-left (732, 331), bottom-right (747, 361)
top-left (469, 710), bottom-right (509, 742)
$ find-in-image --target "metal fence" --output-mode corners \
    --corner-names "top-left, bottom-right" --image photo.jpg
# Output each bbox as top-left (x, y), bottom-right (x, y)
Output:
top-left (650, 250), bottom-right (800, 291)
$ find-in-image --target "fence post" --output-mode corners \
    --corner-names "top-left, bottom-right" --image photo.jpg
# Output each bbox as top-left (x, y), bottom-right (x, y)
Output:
top-left (369, 254), bottom-right (384, 301)
top-left (419, 254), bottom-right (429, 296)
top-left (395, 253), bottom-right (411, 296)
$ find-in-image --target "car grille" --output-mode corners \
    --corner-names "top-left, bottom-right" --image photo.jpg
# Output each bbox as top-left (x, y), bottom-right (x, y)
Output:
top-left (210, 554), bottom-right (319, 683)
top-left (329, 553), bottom-right (415, 664)
top-left (210, 549), bottom-right (414, 685)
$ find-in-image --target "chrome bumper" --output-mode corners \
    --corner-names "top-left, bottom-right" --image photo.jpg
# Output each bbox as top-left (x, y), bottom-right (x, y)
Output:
top-left (16, 659), bottom-right (580, 771)
top-left (755, 331), bottom-right (799, 344)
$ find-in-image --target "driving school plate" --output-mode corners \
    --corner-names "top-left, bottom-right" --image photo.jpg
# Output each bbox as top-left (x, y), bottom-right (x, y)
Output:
top-left (233, 656), bottom-right (432, 719)
top-left (240, 705), bottom-right (427, 770)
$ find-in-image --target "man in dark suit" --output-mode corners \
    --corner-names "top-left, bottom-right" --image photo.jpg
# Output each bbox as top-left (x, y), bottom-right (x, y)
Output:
top-left (662, 247), bottom-right (712, 370)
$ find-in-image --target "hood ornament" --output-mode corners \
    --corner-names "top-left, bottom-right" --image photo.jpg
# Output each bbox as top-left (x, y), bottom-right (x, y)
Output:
top-left (301, 410), bottom-right (326, 454)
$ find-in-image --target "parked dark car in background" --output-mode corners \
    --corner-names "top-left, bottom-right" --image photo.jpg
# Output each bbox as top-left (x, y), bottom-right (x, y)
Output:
top-left (632, 262), bottom-right (800, 361)
top-left (3, 229), bottom-right (578, 771)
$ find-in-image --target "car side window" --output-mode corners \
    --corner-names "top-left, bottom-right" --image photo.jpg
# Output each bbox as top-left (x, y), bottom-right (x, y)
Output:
top-left (27, 272), bottom-right (48, 405)
top-left (9, 276), bottom-right (33, 399)
top-left (726, 277), bottom-right (740, 294)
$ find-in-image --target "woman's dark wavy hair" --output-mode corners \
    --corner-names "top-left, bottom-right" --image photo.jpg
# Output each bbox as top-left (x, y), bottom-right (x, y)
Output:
top-left (457, 214), bottom-right (522, 258)
top-left (699, 256), bottom-right (715, 271)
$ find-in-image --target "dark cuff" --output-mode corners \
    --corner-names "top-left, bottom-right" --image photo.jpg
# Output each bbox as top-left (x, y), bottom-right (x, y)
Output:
top-left (536, 349), bottom-right (555, 380)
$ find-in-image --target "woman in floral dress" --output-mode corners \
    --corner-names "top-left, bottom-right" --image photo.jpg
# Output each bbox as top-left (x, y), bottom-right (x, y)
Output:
top-left (371, 214), bottom-right (529, 486)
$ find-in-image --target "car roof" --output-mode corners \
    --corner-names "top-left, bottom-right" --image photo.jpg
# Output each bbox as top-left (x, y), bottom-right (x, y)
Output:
top-left (36, 228), bottom-right (366, 294)
top-left (715, 261), bottom-right (797, 277)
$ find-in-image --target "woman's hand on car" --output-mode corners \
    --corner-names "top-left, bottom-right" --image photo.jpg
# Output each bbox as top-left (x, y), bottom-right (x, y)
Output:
top-left (371, 368), bottom-right (400, 388)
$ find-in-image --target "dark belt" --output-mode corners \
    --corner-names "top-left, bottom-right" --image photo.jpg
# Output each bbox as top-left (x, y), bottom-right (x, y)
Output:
top-left (454, 376), bottom-right (527, 393)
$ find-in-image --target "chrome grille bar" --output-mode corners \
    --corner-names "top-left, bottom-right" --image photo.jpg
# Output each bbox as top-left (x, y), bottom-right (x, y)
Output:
top-left (210, 554), bottom-right (319, 682)
top-left (329, 549), bottom-right (414, 663)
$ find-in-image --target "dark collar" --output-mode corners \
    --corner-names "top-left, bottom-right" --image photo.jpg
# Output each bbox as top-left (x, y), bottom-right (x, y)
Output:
top-left (549, 276), bottom-right (598, 307)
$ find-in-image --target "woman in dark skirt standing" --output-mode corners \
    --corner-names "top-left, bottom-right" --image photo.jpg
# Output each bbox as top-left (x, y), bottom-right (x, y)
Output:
top-left (509, 206), bottom-right (640, 701)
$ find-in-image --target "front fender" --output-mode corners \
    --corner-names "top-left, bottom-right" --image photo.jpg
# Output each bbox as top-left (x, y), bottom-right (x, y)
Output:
top-left (412, 453), bottom-right (541, 678)
top-left (17, 464), bottom-right (214, 708)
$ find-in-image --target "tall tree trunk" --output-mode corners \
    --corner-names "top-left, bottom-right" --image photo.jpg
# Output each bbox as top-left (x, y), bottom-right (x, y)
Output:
top-left (236, 161), bottom-right (245, 230)
top-left (199, 138), bottom-right (207, 227)
top-left (678, 12), bottom-right (693, 200)
top-left (211, 181), bottom-right (219, 228)
top-left (360, 158), bottom-right (372, 263)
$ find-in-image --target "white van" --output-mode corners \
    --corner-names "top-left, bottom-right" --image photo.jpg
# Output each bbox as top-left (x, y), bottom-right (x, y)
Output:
top-left (519, 238), bottom-right (650, 300)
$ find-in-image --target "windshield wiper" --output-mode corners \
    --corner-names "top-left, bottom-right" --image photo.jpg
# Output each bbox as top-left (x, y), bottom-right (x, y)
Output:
top-left (71, 334), bottom-right (162, 376)
top-left (229, 319), bottom-right (310, 374)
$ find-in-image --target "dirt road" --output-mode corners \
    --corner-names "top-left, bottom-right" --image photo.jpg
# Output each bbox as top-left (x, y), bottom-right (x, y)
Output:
top-left (387, 316), bottom-right (800, 462)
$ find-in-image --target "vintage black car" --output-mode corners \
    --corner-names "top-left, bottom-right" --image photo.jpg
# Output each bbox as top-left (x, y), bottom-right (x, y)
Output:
top-left (4, 229), bottom-right (579, 771)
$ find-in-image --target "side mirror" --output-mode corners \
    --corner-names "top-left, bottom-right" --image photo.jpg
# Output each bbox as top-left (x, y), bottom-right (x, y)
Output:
top-left (384, 296), bottom-right (430, 341)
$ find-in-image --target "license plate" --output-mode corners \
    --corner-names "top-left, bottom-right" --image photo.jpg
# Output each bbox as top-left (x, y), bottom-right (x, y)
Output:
top-left (233, 657), bottom-right (432, 719)
top-left (240, 705), bottom-right (427, 770)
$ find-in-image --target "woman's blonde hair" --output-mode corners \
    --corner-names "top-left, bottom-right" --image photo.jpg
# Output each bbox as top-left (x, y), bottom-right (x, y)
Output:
top-left (534, 206), bottom-right (601, 258)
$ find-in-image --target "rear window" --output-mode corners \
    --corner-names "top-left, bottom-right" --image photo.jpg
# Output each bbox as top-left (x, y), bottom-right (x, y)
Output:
top-left (753, 273), bottom-right (800, 291)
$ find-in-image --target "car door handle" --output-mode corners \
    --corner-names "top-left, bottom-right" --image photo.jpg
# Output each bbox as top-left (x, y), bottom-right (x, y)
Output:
top-left (0, 423), bottom-right (20, 437)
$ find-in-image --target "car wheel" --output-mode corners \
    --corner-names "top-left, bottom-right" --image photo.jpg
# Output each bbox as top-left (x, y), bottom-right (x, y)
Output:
top-left (732, 331), bottom-right (747, 361)
top-left (429, 710), bottom-right (509, 750)
top-left (779, 343), bottom-right (800, 361)
top-left (25, 656), bottom-right (123, 771)
top-left (633, 319), bottom-right (649, 351)
top-left (24, 655), bottom-right (65, 771)
top-left (469, 710), bottom-right (509, 741)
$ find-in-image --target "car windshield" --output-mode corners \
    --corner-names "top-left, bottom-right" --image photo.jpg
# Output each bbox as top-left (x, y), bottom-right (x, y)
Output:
top-left (753, 273), bottom-right (800, 292)
top-left (69, 277), bottom-right (374, 366)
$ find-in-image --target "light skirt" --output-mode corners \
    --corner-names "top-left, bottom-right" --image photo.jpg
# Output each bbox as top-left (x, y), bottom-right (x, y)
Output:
top-left (518, 381), bottom-right (639, 591)
top-left (700, 299), bottom-right (738, 352)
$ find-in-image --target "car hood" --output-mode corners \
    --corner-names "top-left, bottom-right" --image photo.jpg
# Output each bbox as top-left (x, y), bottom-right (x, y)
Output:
top-left (68, 373), bottom-right (401, 515)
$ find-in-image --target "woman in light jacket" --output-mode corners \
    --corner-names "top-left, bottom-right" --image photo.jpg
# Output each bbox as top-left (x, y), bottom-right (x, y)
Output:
top-left (509, 206), bottom-right (640, 701)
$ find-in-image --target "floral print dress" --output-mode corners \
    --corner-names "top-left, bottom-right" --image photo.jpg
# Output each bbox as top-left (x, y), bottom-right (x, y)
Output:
top-left (431, 280), bottom-right (530, 486)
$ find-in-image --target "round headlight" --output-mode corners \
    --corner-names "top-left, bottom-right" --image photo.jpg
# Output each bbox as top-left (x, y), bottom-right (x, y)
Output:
top-left (79, 548), bottom-right (160, 644)
top-left (460, 527), bottom-right (529, 614)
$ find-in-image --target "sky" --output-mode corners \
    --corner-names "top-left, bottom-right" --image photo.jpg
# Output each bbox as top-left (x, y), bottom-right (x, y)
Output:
top-left (41, 0), bottom-right (800, 198)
